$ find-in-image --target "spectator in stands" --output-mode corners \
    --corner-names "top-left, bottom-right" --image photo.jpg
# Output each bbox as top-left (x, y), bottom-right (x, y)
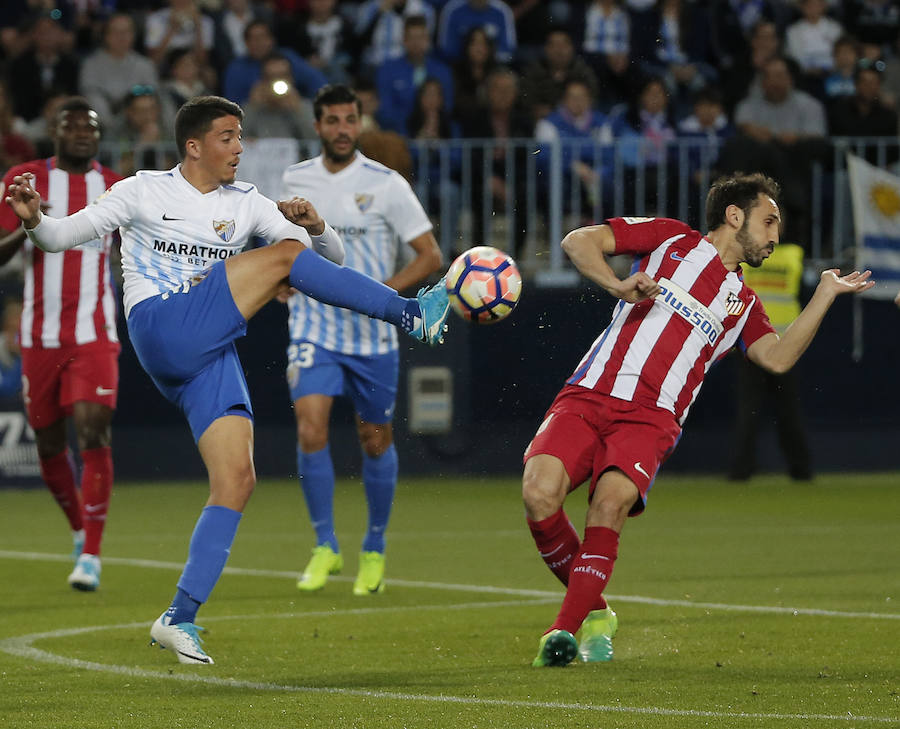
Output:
top-left (843, 0), bottom-right (900, 54)
top-left (355, 0), bottom-right (436, 69)
top-left (708, 0), bottom-right (782, 77)
top-left (535, 78), bottom-right (612, 216)
top-left (677, 87), bottom-right (734, 143)
top-left (722, 19), bottom-right (783, 113)
top-left (828, 60), bottom-right (898, 141)
top-left (824, 35), bottom-right (861, 103)
top-left (520, 27), bottom-right (599, 121)
top-left (79, 14), bottom-right (159, 129)
top-left (144, 0), bottom-right (215, 68)
top-left (19, 91), bottom-right (70, 159)
top-left (734, 56), bottom-right (827, 146)
top-left (0, 296), bottom-right (22, 400)
top-left (108, 86), bottom-right (174, 174)
top-left (213, 0), bottom-right (272, 69)
top-left (507, 0), bottom-right (552, 62)
top-left (158, 48), bottom-right (213, 129)
top-left (8, 14), bottom-right (80, 122)
top-left (785, 0), bottom-right (843, 97)
top-left (580, 0), bottom-right (638, 111)
top-left (293, 0), bottom-right (354, 84)
top-left (376, 15), bottom-right (453, 134)
top-left (725, 56), bottom-right (828, 242)
top-left (451, 26), bottom-right (498, 122)
top-left (242, 53), bottom-right (317, 140)
top-left (222, 20), bottom-right (327, 105)
top-left (407, 77), bottom-right (461, 249)
top-left (355, 77), bottom-right (382, 131)
top-left (634, 0), bottom-right (718, 119)
top-left (0, 82), bottom-right (36, 170)
top-left (437, 0), bottom-right (517, 64)
top-left (459, 67), bottom-right (533, 256)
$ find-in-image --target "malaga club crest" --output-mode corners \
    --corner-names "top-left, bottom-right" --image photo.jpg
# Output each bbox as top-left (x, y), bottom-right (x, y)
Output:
top-left (213, 219), bottom-right (236, 242)
top-left (725, 292), bottom-right (745, 316)
top-left (355, 193), bottom-right (374, 212)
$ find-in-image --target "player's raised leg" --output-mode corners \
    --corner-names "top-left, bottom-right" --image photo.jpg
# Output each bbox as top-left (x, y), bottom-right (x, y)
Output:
top-left (294, 393), bottom-right (343, 591)
top-left (223, 239), bottom-right (449, 346)
top-left (150, 415), bottom-right (254, 665)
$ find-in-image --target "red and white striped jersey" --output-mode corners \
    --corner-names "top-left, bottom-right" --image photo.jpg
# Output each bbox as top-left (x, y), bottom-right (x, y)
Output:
top-left (567, 217), bottom-right (775, 425)
top-left (0, 158), bottom-right (122, 349)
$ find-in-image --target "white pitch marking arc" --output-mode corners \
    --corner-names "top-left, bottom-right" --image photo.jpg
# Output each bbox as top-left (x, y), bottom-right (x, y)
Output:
top-left (0, 607), bottom-right (897, 726)
top-left (1, 550), bottom-right (898, 621)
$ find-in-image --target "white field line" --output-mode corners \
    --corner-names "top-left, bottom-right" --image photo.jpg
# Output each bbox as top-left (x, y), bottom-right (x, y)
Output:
top-left (1, 549), bottom-right (898, 621)
top-left (0, 612), bottom-right (896, 725)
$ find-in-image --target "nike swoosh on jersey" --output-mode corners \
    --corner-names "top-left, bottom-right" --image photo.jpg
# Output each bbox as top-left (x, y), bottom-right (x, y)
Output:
top-left (95, 386), bottom-right (115, 396)
top-left (161, 213), bottom-right (184, 221)
top-left (670, 251), bottom-right (687, 262)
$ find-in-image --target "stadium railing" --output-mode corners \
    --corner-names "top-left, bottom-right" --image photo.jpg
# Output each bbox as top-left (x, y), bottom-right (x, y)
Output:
top-left (95, 136), bottom-right (900, 284)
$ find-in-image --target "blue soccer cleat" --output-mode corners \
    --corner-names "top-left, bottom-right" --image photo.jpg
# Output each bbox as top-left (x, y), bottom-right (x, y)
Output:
top-left (409, 276), bottom-right (450, 346)
top-left (67, 553), bottom-right (100, 591)
top-left (150, 613), bottom-right (214, 665)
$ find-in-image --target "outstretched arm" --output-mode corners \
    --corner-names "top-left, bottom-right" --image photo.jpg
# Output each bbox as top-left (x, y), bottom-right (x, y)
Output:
top-left (277, 197), bottom-right (345, 265)
top-left (4, 174), bottom-right (102, 253)
top-left (747, 269), bottom-right (874, 374)
top-left (561, 224), bottom-right (661, 303)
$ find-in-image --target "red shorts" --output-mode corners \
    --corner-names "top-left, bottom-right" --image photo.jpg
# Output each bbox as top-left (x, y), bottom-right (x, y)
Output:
top-left (523, 386), bottom-right (682, 515)
top-left (21, 342), bottom-right (120, 429)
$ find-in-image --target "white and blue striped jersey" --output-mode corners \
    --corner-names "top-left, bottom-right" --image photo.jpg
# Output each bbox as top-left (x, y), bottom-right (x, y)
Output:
top-left (74, 165), bottom-right (313, 317)
top-left (281, 153), bottom-right (432, 356)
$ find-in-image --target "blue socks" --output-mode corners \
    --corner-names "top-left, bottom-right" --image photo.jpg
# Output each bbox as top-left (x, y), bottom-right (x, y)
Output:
top-left (289, 248), bottom-right (417, 331)
top-left (362, 445), bottom-right (398, 554)
top-left (298, 445), bottom-right (338, 552)
top-left (168, 505), bottom-right (242, 624)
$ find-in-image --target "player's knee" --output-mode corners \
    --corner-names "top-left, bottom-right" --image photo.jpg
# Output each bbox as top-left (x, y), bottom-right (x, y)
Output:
top-left (297, 420), bottom-right (328, 452)
top-left (522, 468), bottom-right (565, 520)
top-left (358, 424), bottom-right (391, 457)
top-left (271, 238), bottom-right (306, 274)
top-left (76, 421), bottom-right (111, 451)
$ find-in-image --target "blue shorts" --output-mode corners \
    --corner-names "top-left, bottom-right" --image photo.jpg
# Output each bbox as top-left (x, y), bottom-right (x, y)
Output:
top-left (127, 262), bottom-right (253, 441)
top-left (286, 341), bottom-right (399, 424)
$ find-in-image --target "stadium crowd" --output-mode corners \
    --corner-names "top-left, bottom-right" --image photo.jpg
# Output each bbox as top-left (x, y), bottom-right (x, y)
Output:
top-left (0, 0), bottom-right (899, 247)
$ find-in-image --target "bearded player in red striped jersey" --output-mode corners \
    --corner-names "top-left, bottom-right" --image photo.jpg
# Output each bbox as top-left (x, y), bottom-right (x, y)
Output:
top-left (524, 173), bottom-right (874, 667)
top-left (0, 97), bottom-right (122, 591)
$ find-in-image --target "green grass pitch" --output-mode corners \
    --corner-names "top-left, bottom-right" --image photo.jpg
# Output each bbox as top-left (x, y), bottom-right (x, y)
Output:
top-left (1, 473), bottom-right (898, 729)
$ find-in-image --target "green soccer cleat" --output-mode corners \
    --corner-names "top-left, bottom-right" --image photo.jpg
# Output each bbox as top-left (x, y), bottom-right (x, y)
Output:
top-left (352, 551), bottom-right (386, 595)
top-left (532, 629), bottom-right (578, 667)
top-left (578, 605), bottom-right (618, 662)
top-left (296, 545), bottom-right (343, 592)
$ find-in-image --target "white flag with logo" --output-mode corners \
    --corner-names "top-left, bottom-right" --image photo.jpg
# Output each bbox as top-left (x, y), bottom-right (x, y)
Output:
top-left (846, 153), bottom-right (900, 299)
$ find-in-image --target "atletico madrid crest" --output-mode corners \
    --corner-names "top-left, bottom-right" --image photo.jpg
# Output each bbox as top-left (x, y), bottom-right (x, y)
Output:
top-left (725, 292), bottom-right (745, 316)
top-left (213, 219), bottom-right (235, 242)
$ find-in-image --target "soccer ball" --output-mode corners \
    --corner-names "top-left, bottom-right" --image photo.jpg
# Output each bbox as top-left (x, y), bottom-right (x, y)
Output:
top-left (445, 246), bottom-right (522, 323)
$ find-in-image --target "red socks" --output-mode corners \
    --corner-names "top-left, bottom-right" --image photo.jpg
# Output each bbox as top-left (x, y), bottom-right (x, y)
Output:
top-left (40, 450), bottom-right (82, 532)
top-left (80, 446), bottom-right (113, 556)
top-left (550, 526), bottom-right (619, 634)
top-left (527, 509), bottom-right (581, 586)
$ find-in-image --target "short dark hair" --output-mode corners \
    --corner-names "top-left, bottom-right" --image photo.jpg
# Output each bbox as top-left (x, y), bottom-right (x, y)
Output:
top-left (403, 14), bottom-right (428, 33)
top-left (313, 84), bottom-right (361, 120)
top-left (56, 96), bottom-right (94, 118)
top-left (705, 173), bottom-right (781, 231)
top-left (174, 95), bottom-right (243, 160)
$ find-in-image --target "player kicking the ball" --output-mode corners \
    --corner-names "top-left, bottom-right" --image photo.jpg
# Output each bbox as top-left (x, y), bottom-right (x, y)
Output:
top-left (5, 95), bottom-right (450, 665)
top-left (523, 173), bottom-right (873, 667)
